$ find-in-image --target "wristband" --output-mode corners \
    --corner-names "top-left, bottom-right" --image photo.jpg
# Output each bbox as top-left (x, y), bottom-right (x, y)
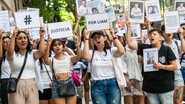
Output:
top-left (75, 43), bottom-right (80, 47)
top-left (85, 38), bottom-right (89, 40)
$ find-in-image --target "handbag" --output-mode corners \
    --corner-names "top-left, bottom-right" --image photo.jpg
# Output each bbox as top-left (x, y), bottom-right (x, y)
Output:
top-left (7, 51), bottom-right (28, 93)
top-left (71, 71), bottom-right (81, 87)
top-left (51, 58), bottom-right (76, 97)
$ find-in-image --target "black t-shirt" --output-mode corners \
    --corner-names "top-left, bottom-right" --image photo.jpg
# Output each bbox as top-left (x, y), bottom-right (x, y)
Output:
top-left (137, 43), bottom-right (176, 93)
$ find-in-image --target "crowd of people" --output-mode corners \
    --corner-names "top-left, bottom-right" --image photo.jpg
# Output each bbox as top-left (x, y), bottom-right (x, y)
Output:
top-left (1, 5), bottom-right (185, 104)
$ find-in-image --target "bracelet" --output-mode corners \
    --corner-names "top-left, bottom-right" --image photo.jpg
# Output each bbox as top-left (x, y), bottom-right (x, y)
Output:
top-left (84, 38), bottom-right (89, 40)
top-left (75, 43), bottom-right (80, 47)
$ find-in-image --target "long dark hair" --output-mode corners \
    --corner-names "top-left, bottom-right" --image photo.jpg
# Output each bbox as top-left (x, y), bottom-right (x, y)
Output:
top-left (1, 36), bottom-right (10, 61)
top-left (15, 31), bottom-right (32, 54)
top-left (50, 38), bottom-right (65, 52)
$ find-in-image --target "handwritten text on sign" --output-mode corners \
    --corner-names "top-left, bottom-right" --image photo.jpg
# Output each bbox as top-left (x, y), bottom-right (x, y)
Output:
top-left (14, 11), bottom-right (40, 29)
top-left (86, 13), bottom-right (110, 31)
top-left (48, 22), bottom-right (73, 39)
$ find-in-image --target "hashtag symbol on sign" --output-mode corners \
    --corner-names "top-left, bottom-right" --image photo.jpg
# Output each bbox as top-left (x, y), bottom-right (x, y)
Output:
top-left (24, 15), bottom-right (32, 25)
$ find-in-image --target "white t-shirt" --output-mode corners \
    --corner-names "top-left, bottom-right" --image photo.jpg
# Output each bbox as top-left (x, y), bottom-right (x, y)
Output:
top-left (1, 59), bottom-right (11, 79)
top-left (123, 46), bottom-right (143, 81)
top-left (163, 40), bottom-right (181, 69)
top-left (50, 55), bottom-right (72, 74)
top-left (88, 48), bottom-right (116, 80)
top-left (9, 52), bottom-right (36, 79)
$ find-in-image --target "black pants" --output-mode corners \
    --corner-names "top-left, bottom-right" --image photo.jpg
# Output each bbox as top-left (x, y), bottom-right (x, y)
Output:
top-left (0, 79), bottom-right (9, 104)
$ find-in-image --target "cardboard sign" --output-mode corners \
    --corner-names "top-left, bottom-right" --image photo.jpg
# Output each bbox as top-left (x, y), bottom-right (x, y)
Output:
top-left (14, 11), bottom-right (40, 29)
top-left (48, 22), bottom-right (73, 39)
top-left (0, 10), bottom-right (10, 32)
top-left (86, 13), bottom-right (109, 31)
top-left (164, 11), bottom-right (180, 33)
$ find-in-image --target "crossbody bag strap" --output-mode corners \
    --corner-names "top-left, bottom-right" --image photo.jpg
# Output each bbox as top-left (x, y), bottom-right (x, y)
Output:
top-left (42, 59), bottom-right (52, 81)
top-left (17, 51), bottom-right (28, 79)
top-left (51, 58), bottom-right (57, 80)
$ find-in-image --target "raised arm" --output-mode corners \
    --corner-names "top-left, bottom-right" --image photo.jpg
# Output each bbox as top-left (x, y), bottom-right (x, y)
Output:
top-left (71, 34), bottom-right (81, 63)
top-left (7, 28), bottom-right (18, 61)
top-left (43, 35), bottom-right (52, 65)
top-left (73, 16), bottom-right (81, 34)
top-left (0, 30), bottom-right (3, 60)
top-left (125, 20), bottom-right (138, 50)
top-left (178, 27), bottom-right (185, 52)
top-left (33, 27), bottom-right (45, 59)
top-left (109, 28), bottom-right (124, 57)
top-left (82, 31), bottom-right (91, 61)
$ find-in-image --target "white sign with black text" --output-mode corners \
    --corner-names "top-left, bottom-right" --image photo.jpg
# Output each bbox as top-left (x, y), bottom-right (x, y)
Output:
top-left (48, 22), bottom-right (73, 39)
top-left (0, 10), bottom-right (10, 32)
top-left (86, 13), bottom-right (110, 31)
top-left (14, 11), bottom-right (40, 29)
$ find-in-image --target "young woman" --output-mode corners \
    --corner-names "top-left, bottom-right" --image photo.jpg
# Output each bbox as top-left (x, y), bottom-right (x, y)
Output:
top-left (44, 35), bottom-right (81, 104)
top-left (83, 30), bottom-right (125, 104)
top-left (7, 27), bottom-right (45, 104)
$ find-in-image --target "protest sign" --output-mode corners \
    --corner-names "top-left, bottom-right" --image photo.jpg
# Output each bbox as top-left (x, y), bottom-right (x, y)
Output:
top-left (174, 0), bottom-right (185, 24)
top-left (129, 1), bottom-right (144, 23)
top-left (145, 0), bottom-right (162, 22)
top-left (143, 48), bottom-right (158, 72)
top-left (0, 10), bottom-right (10, 32)
top-left (130, 23), bottom-right (141, 39)
top-left (86, 0), bottom-right (104, 14)
top-left (14, 11), bottom-right (40, 29)
top-left (48, 22), bottom-right (73, 39)
top-left (116, 14), bottom-right (126, 34)
top-left (164, 11), bottom-right (180, 33)
top-left (86, 13), bottom-right (109, 31)
top-left (105, 6), bottom-right (116, 22)
top-left (76, 0), bottom-right (88, 16)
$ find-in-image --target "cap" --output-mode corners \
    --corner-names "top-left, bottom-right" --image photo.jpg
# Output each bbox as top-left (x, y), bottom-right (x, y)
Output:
top-left (90, 31), bottom-right (104, 38)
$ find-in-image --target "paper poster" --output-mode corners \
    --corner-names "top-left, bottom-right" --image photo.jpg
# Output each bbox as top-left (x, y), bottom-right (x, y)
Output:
top-left (76, 0), bottom-right (88, 16)
top-left (143, 48), bottom-right (158, 72)
top-left (48, 22), bottom-right (73, 39)
top-left (130, 23), bottom-right (141, 39)
top-left (116, 14), bottom-right (126, 34)
top-left (86, 0), bottom-right (104, 14)
top-left (142, 29), bottom-right (148, 36)
top-left (86, 13), bottom-right (109, 31)
top-left (105, 6), bottom-right (116, 22)
top-left (164, 11), bottom-right (180, 33)
top-left (129, 1), bottom-right (144, 23)
top-left (0, 10), bottom-right (10, 32)
top-left (29, 27), bottom-right (40, 39)
top-left (145, 0), bottom-right (162, 22)
top-left (174, 0), bottom-right (185, 24)
top-left (14, 11), bottom-right (40, 29)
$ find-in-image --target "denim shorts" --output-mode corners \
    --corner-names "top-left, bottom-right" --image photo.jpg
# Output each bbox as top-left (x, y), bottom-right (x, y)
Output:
top-left (91, 78), bottom-right (121, 104)
top-left (51, 77), bottom-right (77, 98)
top-left (174, 69), bottom-right (184, 87)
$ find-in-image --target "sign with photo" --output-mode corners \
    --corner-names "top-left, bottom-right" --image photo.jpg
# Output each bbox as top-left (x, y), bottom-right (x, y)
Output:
top-left (145, 0), bottom-right (162, 22)
top-left (86, 13), bottom-right (109, 31)
top-left (76, 0), bottom-right (88, 16)
top-left (129, 1), bottom-right (144, 23)
top-left (130, 23), bottom-right (141, 39)
top-left (164, 11), bottom-right (180, 33)
top-left (86, 0), bottom-right (104, 14)
top-left (143, 48), bottom-right (158, 72)
top-left (48, 22), bottom-right (73, 39)
top-left (0, 10), bottom-right (10, 32)
top-left (14, 11), bottom-right (40, 29)
top-left (105, 6), bottom-right (116, 22)
top-left (116, 14), bottom-right (126, 34)
top-left (174, 0), bottom-right (185, 24)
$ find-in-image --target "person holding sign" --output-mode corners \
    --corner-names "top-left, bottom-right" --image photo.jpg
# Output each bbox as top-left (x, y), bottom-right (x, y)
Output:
top-left (83, 29), bottom-right (125, 104)
top-left (7, 27), bottom-right (45, 104)
top-left (161, 25), bottom-right (185, 104)
top-left (126, 19), bottom-right (177, 104)
top-left (43, 34), bottom-right (81, 104)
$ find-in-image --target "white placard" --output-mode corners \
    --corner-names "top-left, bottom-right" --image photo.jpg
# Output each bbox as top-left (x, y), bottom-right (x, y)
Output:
top-left (143, 48), bottom-right (158, 72)
top-left (86, 13), bottom-right (109, 31)
top-left (116, 14), bottom-right (126, 34)
top-left (0, 10), bottom-right (10, 32)
top-left (164, 11), bottom-right (180, 33)
top-left (174, 0), bottom-right (185, 24)
top-left (129, 1), bottom-right (144, 23)
top-left (48, 22), bottom-right (73, 39)
top-left (130, 23), bottom-right (141, 39)
top-left (76, 0), bottom-right (88, 16)
top-left (86, 0), bottom-right (104, 14)
top-left (105, 6), bottom-right (116, 22)
top-left (142, 29), bottom-right (148, 36)
top-left (145, 0), bottom-right (162, 22)
top-left (29, 28), bottom-right (40, 39)
top-left (14, 11), bottom-right (40, 29)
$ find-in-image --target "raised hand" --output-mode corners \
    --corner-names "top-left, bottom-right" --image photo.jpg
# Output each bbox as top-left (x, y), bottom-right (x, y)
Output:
top-left (40, 27), bottom-right (45, 37)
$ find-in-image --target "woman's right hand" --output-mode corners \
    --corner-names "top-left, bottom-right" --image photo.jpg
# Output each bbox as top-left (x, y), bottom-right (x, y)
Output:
top-left (13, 27), bottom-right (19, 37)
top-left (47, 35), bottom-right (52, 45)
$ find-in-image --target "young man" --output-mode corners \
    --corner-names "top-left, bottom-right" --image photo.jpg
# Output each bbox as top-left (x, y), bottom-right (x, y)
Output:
top-left (126, 21), bottom-right (177, 104)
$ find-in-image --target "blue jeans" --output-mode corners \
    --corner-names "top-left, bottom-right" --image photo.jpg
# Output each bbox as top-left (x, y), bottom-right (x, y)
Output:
top-left (146, 91), bottom-right (174, 104)
top-left (91, 78), bottom-right (121, 104)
